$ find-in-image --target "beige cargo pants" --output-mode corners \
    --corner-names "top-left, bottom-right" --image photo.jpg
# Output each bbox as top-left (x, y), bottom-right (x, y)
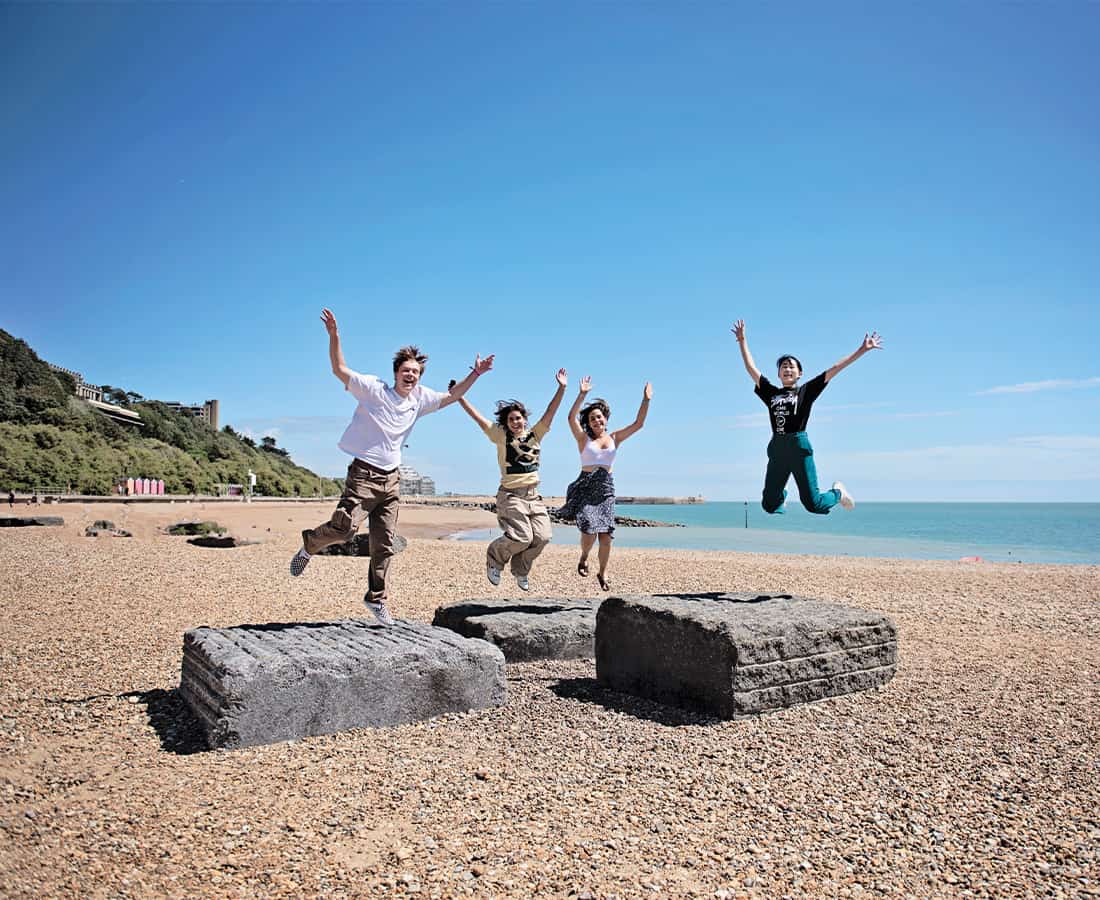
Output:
top-left (302, 459), bottom-right (400, 602)
top-left (488, 484), bottom-right (552, 577)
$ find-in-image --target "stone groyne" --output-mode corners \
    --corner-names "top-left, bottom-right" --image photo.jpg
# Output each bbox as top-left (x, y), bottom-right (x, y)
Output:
top-left (405, 497), bottom-right (683, 528)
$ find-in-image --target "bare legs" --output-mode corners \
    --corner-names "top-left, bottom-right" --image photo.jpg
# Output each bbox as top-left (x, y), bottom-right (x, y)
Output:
top-left (578, 532), bottom-right (597, 576)
top-left (578, 532), bottom-right (613, 590)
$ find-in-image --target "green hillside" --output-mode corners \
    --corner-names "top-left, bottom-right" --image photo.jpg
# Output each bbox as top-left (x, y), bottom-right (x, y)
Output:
top-left (0, 329), bottom-right (343, 496)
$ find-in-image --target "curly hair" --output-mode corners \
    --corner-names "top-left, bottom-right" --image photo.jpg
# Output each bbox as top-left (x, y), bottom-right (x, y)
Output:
top-left (579, 398), bottom-right (611, 438)
top-left (393, 345), bottom-right (428, 375)
top-left (494, 400), bottom-right (529, 430)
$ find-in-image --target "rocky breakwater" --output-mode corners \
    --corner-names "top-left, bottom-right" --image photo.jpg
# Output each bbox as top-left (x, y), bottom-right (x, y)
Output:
top-left (549, 508), bottom-right (683, 528)
top-left (404, 497), bottom-right (683, 528)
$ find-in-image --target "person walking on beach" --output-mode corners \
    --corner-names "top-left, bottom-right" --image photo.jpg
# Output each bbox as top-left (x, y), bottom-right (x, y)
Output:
top-left (558, 377), bottom-right (652, 591)
top-left (450, 368), bottom-right (568, 591)
top-left (731, 319), bottom-right (882, 515)
top-left (288, 308), bottom-right (494, 625)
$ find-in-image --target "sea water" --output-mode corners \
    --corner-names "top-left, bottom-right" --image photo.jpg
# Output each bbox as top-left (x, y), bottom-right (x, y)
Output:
top-left (455, 502), bottom-right (1100, 565)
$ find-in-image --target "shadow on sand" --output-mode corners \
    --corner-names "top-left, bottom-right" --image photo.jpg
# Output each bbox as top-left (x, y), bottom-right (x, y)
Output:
top-left (44, 688), bottom-right (209, 755)
top-left (550, 677), bottom-right (720, 727)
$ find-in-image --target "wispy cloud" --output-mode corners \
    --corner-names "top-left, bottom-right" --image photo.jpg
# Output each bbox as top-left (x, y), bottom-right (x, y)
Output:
top-left (887, 410), bottom-right (959, 419)
top-left (234, 415), bottom-right (347, 436)
top-left (836, 434), bottom-right (1100, 482)
top-left (817, 401), bottom-right (894, 413)
top-left (722, 413), bottom-right (769, 430)
top-left (975, 376), bottom-right (1100, 395)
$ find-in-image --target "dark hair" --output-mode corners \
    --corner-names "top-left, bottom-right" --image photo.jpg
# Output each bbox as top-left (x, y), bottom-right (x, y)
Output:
top-left (775, 355), bottom-right (802, 375)
top-left (494, 400), bottom-right (529, 430)
top-left (393, 345), bottom-right (428, 375)
top-left (579, 398), bottom-right (611, 438)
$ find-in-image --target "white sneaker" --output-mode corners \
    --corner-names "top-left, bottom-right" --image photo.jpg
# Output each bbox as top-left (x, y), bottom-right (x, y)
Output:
top-left (364, 599), bottom-right (395, 626)
top-left (833, 481), bottom-right (855, 510)
top-left (486, 564), bottom-right (501, 586)
top-left (289, 547), bottom-right (311, 576)
top-left (516, 575), bottom-right (529, 592)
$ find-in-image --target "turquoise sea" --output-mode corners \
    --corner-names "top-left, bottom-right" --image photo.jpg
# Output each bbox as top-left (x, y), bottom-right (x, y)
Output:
top-left (455, 502), bottom-right (1100, 565)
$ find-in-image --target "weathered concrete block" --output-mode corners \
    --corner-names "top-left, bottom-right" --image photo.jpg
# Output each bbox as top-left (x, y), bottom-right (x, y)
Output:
top-left (595, 593), bottom-right (897, 718)
top-left (434, 598), bottom-right (601, 661)
top-left (180, 620), bottom-right (506, 749)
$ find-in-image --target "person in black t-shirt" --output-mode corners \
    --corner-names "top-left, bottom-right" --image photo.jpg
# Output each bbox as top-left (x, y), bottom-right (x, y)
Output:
top-left (732, 320), bottom-right (883, 515)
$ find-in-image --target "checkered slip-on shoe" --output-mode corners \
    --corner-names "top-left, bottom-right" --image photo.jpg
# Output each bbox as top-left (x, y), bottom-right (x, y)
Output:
top-left (289, 547), bottom-right (311, 577)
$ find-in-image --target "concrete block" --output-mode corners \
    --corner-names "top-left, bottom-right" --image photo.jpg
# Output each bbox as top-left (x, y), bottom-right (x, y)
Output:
top-left (180, 619), bottom-right (506, 749)
top-left (595, 593), bottom-right (897, 718)
top-left (433, 598), bottom-right (600, 662)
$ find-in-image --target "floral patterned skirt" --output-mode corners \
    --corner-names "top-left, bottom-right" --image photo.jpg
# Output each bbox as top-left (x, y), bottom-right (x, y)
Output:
top-left (557, 468), bottom-right (616, 535)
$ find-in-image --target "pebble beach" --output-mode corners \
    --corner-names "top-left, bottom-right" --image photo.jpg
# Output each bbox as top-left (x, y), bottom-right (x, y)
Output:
top-left (1, 500), bottom-right (1097, 898)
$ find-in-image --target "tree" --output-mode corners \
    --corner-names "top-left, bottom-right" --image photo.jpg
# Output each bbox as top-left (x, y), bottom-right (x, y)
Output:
top-left (260, 435), bottom-right (289, 457)
top-left (100, 385), bottom-right (130, 406)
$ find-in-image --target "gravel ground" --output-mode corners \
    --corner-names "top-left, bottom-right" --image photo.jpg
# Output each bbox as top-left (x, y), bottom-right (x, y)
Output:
top-left (1, 504), bottom-right (1097, 898)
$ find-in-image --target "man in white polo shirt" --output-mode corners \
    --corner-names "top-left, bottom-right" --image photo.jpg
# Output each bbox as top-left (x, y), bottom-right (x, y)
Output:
top-left (289, 308), bottom-right (493, 625)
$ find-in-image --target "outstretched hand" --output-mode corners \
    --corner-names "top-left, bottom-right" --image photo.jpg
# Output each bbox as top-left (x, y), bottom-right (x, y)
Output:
top-left (579, 375), bottom-right (592, 395)
top-left (862, 331), bottom-right (884, 352)
top-left (731, 319), bottom-right (746, 342)
top-left (320, 308), bottom-right (338, 335)
top-left (473, 354), bottom-right (495, 375)
top-left (556, 368), bottom-right (568, 387)
top-left (643, 382), bottom-right (653, 400)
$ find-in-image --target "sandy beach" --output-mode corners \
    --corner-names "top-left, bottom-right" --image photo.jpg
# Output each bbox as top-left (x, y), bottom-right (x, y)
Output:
top-left (1, 500), bottom-right (1097, 897)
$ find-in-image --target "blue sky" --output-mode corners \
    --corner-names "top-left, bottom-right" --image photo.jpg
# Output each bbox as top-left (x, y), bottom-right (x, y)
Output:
top-left (3, 2), bottom-right (1098, 501)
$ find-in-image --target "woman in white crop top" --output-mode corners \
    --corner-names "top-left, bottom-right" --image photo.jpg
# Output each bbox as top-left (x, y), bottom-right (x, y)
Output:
top-left (557, 376), bottom-right (652, 590)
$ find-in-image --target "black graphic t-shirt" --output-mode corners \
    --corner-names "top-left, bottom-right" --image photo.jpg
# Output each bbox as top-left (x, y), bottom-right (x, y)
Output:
top-left (754, 372), bottom-right (828, 434)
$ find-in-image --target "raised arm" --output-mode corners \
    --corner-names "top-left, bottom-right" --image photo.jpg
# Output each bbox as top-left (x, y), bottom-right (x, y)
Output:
top-left (731, 319), bottom-right (761, 386)
top-left (824, 332), bottom-right (883, 383)
top-left (321, 308), bottom-right (352, 387)
top-left (446, 379), bottom-right (493, 430)
top-left (533, 368), bottom-right (568, 433)
top-left (567, 376), bottom-right (593, 448)
top-left (612, 382), bottom-right (652, 445)
top-left (438, 354), bottom-right (495, 409)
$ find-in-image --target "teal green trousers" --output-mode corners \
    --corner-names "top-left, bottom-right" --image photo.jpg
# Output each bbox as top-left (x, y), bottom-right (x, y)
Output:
top-left (762, 432), bottom-right (839, 515)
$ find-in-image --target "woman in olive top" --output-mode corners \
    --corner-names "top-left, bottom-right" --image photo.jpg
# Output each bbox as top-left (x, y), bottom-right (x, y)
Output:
top-left (453, 369), bottom-right (568, 591)
top-left (732, 319), bottom-right (882, 515)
